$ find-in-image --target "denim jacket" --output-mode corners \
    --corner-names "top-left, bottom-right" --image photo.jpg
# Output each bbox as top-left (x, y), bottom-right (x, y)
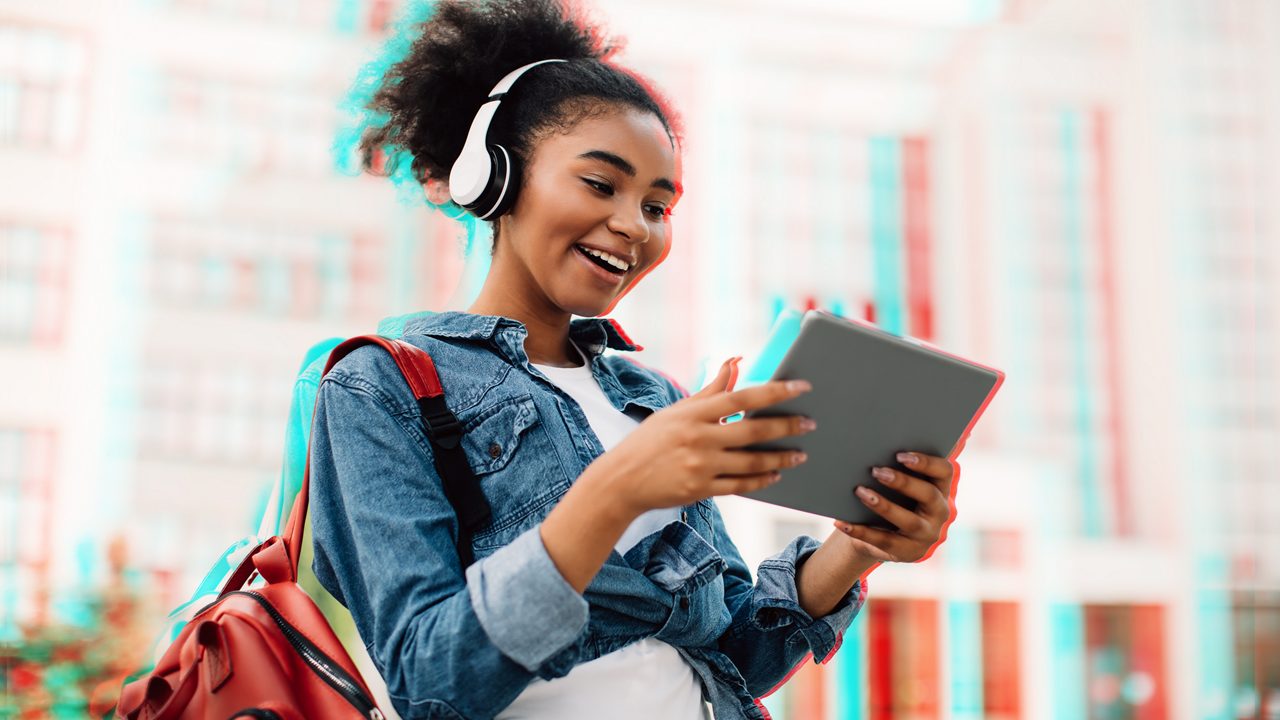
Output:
top-left (307, 310), bottom-right (868, 720)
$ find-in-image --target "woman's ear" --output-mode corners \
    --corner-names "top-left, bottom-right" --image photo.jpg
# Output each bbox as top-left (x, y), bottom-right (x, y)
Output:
top-left (423, 176), bottom-right (452, 205)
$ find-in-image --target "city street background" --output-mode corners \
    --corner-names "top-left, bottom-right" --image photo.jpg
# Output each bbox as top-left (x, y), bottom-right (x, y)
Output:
top-left (1, 0), bottom-right (1277, 717)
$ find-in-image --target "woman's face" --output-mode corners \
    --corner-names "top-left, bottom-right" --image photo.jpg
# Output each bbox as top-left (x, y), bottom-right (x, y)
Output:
top-left (495, 106), bottom-right (680, 318)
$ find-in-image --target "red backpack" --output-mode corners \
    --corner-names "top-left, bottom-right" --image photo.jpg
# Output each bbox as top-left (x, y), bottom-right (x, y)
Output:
top-left (113, 335), bottom-right (491, 720)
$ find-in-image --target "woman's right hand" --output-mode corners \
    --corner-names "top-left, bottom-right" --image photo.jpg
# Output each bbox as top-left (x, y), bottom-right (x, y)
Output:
top-left (588, 358), bottom-right (817, 519)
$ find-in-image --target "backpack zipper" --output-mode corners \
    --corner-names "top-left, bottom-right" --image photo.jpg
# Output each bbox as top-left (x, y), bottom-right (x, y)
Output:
top-left (225, 590), bottom-right (385, 720)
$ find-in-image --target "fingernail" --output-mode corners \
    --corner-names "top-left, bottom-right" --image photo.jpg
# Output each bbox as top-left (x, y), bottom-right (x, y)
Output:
top-left (790, 452), bottom-right (807, 465)
top-left (799, 417), bottom-right (817, 431)
top-left (786, 380), bottom-right (812, 392)
top-left (897, 452), bottom-right (918, 466)
top-left (872, 467), bottom-right (895, 483)
top-left (769, 471), bottom-right (782, 482)
top-left (856, 486), bottom-right (878, 504)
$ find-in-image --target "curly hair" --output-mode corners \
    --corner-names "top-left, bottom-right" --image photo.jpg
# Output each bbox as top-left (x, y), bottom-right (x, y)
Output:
top-left (348, 0), bottom-right (684, 251)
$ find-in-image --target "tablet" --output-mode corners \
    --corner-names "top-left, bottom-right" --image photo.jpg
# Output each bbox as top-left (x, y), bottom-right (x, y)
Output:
top-left (736, 309), bottom-right (1005, 530)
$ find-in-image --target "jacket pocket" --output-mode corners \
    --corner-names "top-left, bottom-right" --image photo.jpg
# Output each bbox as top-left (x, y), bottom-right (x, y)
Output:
top-left (456, 393), bottom-right (570, 550)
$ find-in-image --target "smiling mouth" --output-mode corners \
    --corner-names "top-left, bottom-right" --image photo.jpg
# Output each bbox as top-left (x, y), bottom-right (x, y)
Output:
top-left (573, 244), bottom-right (629, 276)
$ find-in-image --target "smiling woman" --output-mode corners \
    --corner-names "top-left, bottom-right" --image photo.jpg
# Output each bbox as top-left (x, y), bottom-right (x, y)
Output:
top-left (476, 107), bottom-right (681, 331)
top-left (309, 1), bottom-right (872, 719)
top-left (353, 0), bottom-right (686, 366)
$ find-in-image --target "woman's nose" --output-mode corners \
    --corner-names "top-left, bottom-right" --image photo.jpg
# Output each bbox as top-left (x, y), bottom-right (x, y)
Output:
top-left (607, 204), bottom-right (649, 242)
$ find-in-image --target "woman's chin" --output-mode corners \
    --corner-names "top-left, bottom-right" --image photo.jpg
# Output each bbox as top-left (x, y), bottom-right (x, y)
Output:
top-left (559, 289), bottom-right (619, 318)
top-left (556, 270), bottom-right (640, 315)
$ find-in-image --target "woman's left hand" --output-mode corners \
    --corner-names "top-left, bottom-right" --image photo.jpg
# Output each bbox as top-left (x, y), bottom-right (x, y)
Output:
top-left (830, 447), bottom-right (959, 564)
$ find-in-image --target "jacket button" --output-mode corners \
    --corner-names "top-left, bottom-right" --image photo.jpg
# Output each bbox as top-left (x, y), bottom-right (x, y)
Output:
top-left (679, 597), bottom-right (690, 610)
top-left (681, 510), bottom-right (688, 523)
top-left (488, 442), bottom-right (501, 458)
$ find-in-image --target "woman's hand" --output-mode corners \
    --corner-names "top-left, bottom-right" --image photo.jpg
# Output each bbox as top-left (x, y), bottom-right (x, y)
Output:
top-left (830, 445), bottom-right (961, 564)
top-left (586, 357), bottom-right (817, 519)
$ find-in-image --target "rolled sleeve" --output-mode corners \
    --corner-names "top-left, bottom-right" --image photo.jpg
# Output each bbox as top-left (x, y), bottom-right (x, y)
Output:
top-left (749, 535), bottom-right (867, 664)
top-left (466, 524), bottom-right (589, 672)
top-left (707, 500), bottom-right (868, 698)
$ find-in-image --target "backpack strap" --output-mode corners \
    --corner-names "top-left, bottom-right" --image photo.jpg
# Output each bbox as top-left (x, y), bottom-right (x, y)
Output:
top-left (284, 335), bottom-right (492, 575)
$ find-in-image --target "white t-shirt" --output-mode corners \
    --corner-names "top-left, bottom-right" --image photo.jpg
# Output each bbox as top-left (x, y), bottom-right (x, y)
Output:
top-left (494, 339), bottom-right (712, 720)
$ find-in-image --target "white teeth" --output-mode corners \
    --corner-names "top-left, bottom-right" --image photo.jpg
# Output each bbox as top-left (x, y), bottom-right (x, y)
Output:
top-left (579, 245), bottom-right (630, 271)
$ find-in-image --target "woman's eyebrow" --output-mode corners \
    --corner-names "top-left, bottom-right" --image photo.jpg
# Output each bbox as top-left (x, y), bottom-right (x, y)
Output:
top-left (577, 149), bottom-right (678, 194)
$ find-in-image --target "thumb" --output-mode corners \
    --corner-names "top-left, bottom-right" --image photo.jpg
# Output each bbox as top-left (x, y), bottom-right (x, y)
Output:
top-left (692, 356), bottom-right (742, 399)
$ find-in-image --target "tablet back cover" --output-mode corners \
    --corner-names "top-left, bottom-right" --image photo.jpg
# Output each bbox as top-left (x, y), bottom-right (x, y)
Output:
top-left (739, 309), bottom-right (1004, 528)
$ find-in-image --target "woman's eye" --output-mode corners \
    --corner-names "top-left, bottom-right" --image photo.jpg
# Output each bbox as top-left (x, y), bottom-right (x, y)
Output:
top-left (584, 178), bottom-right (669, 219)
top-left (583, 178), bottom-right (613, 195)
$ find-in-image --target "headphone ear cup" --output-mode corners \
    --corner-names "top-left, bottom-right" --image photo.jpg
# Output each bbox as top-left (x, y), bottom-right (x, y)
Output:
top-left (483, 145), bottom-right (522, 219)
top-left (463, 144), bottom-right (520, 221)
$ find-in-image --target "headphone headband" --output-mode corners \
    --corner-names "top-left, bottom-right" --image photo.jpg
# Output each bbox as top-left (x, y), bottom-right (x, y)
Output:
top-left (488, 58), bottom-right (566, 98)
top-left (448, 59), bottom-right (568, 218)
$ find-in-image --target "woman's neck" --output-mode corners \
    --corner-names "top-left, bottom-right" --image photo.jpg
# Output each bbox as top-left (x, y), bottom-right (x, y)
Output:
top-left (464, 245), bottom-right (588, 367)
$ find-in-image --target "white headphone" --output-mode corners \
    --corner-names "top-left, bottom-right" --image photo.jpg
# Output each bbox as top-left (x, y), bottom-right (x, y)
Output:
top-left (448, 58), bottom-right (567, 220)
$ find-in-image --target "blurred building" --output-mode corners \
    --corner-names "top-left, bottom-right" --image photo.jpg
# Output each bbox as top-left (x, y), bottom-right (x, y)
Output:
top-left (1, 0), bottom-right (1277, 718)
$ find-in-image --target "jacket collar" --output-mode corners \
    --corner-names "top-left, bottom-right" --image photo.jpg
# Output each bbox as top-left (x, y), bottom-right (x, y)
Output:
top-left (397, 310), bottom-right (644, 356)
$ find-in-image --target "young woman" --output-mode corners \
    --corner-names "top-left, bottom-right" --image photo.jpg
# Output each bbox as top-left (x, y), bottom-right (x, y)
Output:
top-left (308, 1), bottom-right (957, 718)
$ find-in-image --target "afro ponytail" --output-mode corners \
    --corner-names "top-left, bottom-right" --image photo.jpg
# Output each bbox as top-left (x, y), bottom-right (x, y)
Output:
top-left (340, 0), bottom-right (682, 237)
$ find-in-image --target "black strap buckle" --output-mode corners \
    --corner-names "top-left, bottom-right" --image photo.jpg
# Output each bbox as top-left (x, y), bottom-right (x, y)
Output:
top-left (418, 396), bottom-right (463, 449)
